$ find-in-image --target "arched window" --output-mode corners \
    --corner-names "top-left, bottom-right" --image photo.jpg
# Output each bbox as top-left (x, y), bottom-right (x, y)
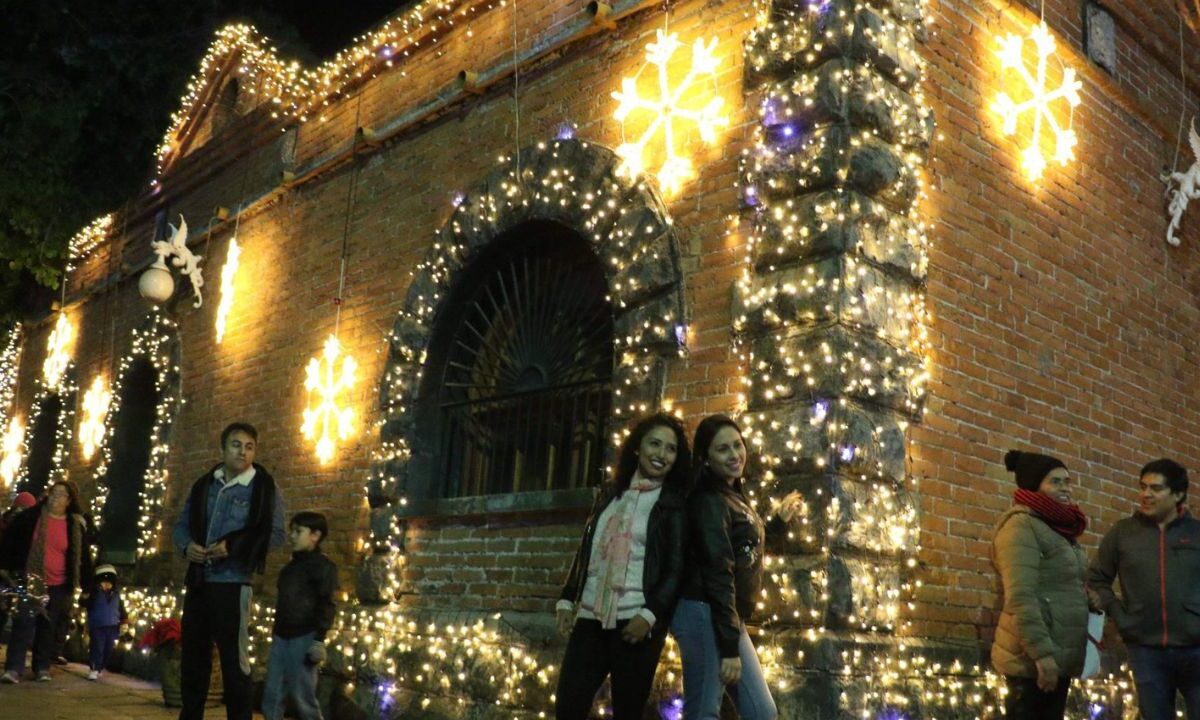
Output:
top-left (415, 221), bottom-right (613, 498)
top-left (21, 394), bottom-right (63, 497)
top-left (99, 358), bottom-right (158, 562)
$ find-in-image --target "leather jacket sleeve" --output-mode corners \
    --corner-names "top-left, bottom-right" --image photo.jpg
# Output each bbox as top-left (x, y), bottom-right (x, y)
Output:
top-left (641, 502), bottom-right (685, 626)
top-left (691, 492), bottom-right (741, 657)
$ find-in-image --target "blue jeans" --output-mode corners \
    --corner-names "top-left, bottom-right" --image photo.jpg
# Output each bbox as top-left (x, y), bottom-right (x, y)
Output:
top-left (1127, 644), bottom-right (1200, 720)
top-left (670, 599), bottom-right (777, 720)
top-left (5, 584), bottom-right (71, 675)
top-left (262, 633), bottom-right (323, 720)
top-left (89, 624), bottom-right (119, 671)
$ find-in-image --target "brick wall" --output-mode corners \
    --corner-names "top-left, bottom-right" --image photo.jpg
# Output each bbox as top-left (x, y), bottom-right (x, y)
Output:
top-left (10, 0), bottom-right (1200, 682)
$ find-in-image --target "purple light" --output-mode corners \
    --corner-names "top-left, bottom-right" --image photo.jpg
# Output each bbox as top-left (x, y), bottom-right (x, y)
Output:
top-left (838, 444), bottom-right (856, 462)
top-left (781, 125), bottom-right (794, 138)
top-left (811, 400), bottom-right (829, 424)
top-left (674, 324), bottom-right (688, 347)
top-left (451, 191), bottom-right (467, 207)
top-left (1089, 703), bottom-right (1105, 720)
top-left (658, 695), bottom-right (684, 720)
top-left (378, 45), bottom-right (394, 59)
top-left (875, 709), bottom-right (909, 720)
top-left (556, 122), bottom-right (576, 140)
top-left (744, 185), bottom-right (760, 207)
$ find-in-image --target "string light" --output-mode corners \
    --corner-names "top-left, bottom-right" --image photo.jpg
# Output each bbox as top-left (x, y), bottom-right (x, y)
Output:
top-left (992, 21), bottom-right (1082, 181)
top-left (302, 334), bottom-right (358, 465)
top-left (612, 30), bottom-right (728, 196)
top-left (78, 375), bottom-right (113, 461)
top-left (215, 237), bottom-right (241, 343)
top-left (0, 324), bottom-right (21, 428)
top-left (66, 214), bottom-right (114, 274)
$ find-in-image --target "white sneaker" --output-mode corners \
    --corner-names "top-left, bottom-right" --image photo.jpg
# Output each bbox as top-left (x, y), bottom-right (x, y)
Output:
top-left (87, 670), bottom-right (99, 681)
top-left (0, 671), bottom-right (18, 684)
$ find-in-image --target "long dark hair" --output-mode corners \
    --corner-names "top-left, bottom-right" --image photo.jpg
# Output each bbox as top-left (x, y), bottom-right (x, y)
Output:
top-left (692, 414), bottom-right (745, 493)
top-left (612, 412), bottom-right (691, 493)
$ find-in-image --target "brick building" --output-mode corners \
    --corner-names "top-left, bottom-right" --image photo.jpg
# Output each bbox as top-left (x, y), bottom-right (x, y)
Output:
top-left (2, 0), bottom-right (1199, 717)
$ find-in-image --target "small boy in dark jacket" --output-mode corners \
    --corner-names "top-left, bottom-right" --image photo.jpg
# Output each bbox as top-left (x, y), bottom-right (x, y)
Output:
top-left (81, 564), bottom-right (127, 680)
top-left (262, 511), bottom-right (338, 720)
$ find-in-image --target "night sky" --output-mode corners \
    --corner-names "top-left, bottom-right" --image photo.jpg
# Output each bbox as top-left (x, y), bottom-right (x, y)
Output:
top-left (233, 0), bottom-right (415, 59)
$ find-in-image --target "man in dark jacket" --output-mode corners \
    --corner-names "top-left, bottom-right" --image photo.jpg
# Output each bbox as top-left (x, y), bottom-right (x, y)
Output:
top-left (170, 422), bottom-right (285, 720)
top-left (1088, 458), bottom-right (1200, 720)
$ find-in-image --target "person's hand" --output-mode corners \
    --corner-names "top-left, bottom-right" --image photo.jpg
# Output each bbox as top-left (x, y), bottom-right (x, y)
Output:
top-left (719, 657), bottom-right (742, 685)
top-left (1086, 588), bottom-right (1104, 613)
top-left (556, 607), bottom-right (575, 638)
top-left (1035, 655), bottom-right (1060, 692)
top-left (185, 543), bottom-right (207, 563)
top-left (774, 491), bottom-right (805, 523)
top-left (621, 616), bottom-right (651, 644)
top-left (306, 641), bottom-right (327, 665)
top-left (205, 540), bottom-right (228, 560)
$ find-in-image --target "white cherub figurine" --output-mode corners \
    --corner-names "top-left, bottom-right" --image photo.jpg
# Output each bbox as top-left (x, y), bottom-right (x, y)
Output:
top-left (149, 215), bottom-right (205, 308)
top-left (1164, 119), bottom-right (1200, 247)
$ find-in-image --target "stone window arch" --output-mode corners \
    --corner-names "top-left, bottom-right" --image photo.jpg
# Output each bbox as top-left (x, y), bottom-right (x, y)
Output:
top-left (413, 220), bottom-right (613, 499)
top-left (362, 139), bottom-right (688, 588)
top-left (91, 311), bottom-right (181, 565)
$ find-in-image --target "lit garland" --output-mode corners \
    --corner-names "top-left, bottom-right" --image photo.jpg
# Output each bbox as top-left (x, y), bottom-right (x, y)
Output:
top-left (992, 20), bottom-right (1082, 182)
top-left (0, 415), bottom-right (24, 493)
top-left (66, 213), bottom-right (115, 274)
top-left (154, 1), bottom-right (507, 177)
top-left (612, 30), bottom-right (729, 196)
top-left (301, 334), bottom-right (358, 465)
top-left (0, 324), bottom-right (22, 430)
top-left (78, 375), bottom-right (113, 461)
top-left (90, 311), bottom-right (181, 557)
top-left (215, 237), bottom-right (241, 343)
top-left (42, 312), bottom-right (75, 389)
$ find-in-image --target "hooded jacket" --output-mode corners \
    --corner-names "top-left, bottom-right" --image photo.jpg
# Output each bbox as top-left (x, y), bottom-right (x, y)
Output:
top-left (991, 505), bottom-right (1089, 678)
top-left (1087, 509), bottom-right (1200, 647)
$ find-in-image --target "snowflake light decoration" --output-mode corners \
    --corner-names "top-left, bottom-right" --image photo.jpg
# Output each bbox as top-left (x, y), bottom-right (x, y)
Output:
top-left (0, 415), bottom-right (23, 490)
top-left (992, 21), bottom-right (1082, 181)
top-left (612, 30), bottom-right (728, 196)
top-left (43, 312), bottom-right (75, 389)
top-left (215, 237), bottom-right (241, 343)
top-left (78, 375), bottom-right (112, 461)
top-left (302, 334), bottom-right (357, 464)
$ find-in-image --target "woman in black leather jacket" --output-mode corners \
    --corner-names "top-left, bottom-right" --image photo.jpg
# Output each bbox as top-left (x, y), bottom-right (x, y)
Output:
top-left (554, 412), bottom-right (691, 720)
top-left (672, 415), bottom-right (778, 720)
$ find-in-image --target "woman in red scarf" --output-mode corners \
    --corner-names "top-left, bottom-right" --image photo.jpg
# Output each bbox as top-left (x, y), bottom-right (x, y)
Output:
top-left (991, 449), bottom-right (1089, 719)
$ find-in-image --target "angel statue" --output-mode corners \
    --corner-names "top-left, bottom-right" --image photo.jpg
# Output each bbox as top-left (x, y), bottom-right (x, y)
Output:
top-left (149, 215), bottom-right (205, 307)
top-left (1163, 119), bottom-right (1200, 247)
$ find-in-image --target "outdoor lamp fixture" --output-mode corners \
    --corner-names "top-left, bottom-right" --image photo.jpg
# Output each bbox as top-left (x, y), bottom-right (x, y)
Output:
top-left (139, 215), bottom-right (205, 306)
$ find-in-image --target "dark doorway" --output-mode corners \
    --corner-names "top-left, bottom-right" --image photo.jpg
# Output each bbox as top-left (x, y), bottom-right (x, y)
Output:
top-left (99, 358), bottom-right (158, 563)
top-left (21, 394), bottom-right (63, 497)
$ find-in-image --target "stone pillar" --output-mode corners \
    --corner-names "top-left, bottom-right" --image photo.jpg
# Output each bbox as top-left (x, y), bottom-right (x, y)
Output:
top-left (736, 0), bottom-right (936, 715)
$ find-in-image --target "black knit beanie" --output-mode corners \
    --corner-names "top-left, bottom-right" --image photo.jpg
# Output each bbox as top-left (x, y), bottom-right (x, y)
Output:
top-left (1004, 449), bottom-right (1067, 491)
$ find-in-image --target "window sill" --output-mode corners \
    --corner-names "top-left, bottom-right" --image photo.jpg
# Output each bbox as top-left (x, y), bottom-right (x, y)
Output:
top-left (392, 486), bottom-right (596, 520)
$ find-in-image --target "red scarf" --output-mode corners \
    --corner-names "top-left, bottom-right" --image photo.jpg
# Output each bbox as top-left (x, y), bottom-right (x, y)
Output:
top-left (1013, 489), bottom-right (1087, 541)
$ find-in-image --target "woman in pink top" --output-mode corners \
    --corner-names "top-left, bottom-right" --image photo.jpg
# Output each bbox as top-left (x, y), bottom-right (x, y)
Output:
top-left (0, 480), bottom-right (88, 683)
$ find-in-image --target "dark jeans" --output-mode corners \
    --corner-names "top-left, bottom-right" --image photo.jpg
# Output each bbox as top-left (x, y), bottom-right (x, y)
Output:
top-left (1004, 675), bottom-right (1070, 720)
top-left (1127, 644), bottom-right (1200, 720)
top-left (5, 584), bottom-right (71, 675)
top-left (555, 617), bottom-right (669, 720)
top-left (89, 624), bottom-right (119, 671)
top-left (180, 583), bottom-right (254, 720)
